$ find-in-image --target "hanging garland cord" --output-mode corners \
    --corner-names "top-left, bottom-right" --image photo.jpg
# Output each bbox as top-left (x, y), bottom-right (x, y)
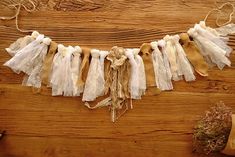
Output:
top-left (0, 0), bottom-right (36, 33)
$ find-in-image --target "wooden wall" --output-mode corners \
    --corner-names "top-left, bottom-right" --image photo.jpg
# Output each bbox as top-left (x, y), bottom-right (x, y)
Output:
top-left (0, 0), bottom-right (235, 156)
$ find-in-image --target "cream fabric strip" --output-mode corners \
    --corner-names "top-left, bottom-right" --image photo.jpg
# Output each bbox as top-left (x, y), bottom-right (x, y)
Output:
top-left (195, 23), bottom-right (232, 57)
top-left (125, 48), bottom-right (140, 99)
top-left (71, 46), bottom-right (82, 96)
top-left (163, 35), bottom-right (182, 81)
top-left (172, 35), bottom-right (195, 82)
top-left (151, 41), bottom-right (173, 90)
top-left (82, 49), bottom-right (104, 101)
top-left (62, 46), bottom-right (75, 96)
top-left (133, 49), bottom-right (146, 97)
top-left (50, 44), bottom-right (68, 96)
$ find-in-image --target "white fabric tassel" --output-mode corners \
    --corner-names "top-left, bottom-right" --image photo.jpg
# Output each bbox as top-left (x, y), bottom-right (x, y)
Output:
top-left (50, 44), bottom-right (66, 96)
top-left (133, 48), bottom-right (146, 97)
top-left (23, 38), bottom-right (52, 88)
top-left (172, 35), bottom-right (196, 82)
top-left (188, 28), bottom-right (231, 70)
top-left (82, 49), bottom-right (103, 101)
top-left (71, 46), bottom-right (82, 96)
top-left (5, 31), bottom-right (39, 56)
top-left (158, 40), bottom-right (173, 87)
top-left (125, 49), bottom-right (140, 99)
top-left (163, 35), bottom-right (182, 81)
top-left (151, 41), bottom-right (173, 90)
top-left (4, 34), bottom-right (45, 74)
top-left (195, 24), bottom-right (232, 56)
top-left (62, 46), bottom-right (74, 96)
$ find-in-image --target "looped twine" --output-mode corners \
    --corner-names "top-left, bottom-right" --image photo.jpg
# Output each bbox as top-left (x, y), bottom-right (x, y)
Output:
top-left (0, 0), bottom-right (37, 33)
top-left (204, 2), bottom-right (235, 27)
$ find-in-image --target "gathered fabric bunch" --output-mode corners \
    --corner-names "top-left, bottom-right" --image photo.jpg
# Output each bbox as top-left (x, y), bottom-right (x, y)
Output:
top-left (3, 21), bottom-right (235, 121)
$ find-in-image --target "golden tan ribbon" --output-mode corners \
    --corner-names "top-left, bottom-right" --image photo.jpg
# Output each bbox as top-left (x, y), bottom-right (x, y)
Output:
top-left (77, 47), bottom-right (91, 91)
top-left (179, 33), bottom-right (209, 77)
top-left (140, 43), bottom-right (161, 96)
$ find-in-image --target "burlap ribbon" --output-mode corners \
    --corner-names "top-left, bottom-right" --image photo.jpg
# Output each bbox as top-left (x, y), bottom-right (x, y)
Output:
top-left (140, 43), bottom-right (161, 95)
top-left (77, 47), bottom-right (91, 91)
top-left (179, 33), bottom-right (209, 77)
top-left (222, 114), bottom-right (235, 156)
top-left (41, 41), bottom-right (58, 86)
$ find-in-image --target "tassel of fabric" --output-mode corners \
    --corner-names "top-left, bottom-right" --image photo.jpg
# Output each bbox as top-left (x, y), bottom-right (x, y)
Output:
top-left (188, 28), bottom-right (231, 70)
top-left (71, 46), bottom-right (82, 96)
top-left (139, 43), bottom-right (161, 96)
top-left (76, 47), bottom-right (91, 92)
top-left (5, 31), bottom-right (39, 56)
top-left (125, 48), bottom-right (140, 99)
top-left (139, 43), bottom-right (157, 87)
top-left (82, 49), bottom-right (103, 101)
top-left (62, 46), bottom-right (75, 96)
top-left (133, 48), bottom-right (146, 96)
top-left (105, 46), bottom-right (130, 122)
top-left (151, 41), bottom-right (173, 90)
top-left (172, 35), bottom-right (196, 82)
top-left (22, 37), bottom-right (52, 88)
top-left (4, 34), bottom-right (44, 74)
top-left (179, 33), bottom-right (209, 77)
top-left (195, 23), bottom-right (232, 57)
top-left (50, 44), bottom-right (66, 96)
top-left (163, 35), bottom-right (182, 81)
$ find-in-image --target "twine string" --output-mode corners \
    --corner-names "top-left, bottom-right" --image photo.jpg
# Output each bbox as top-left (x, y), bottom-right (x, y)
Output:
top-left (204, 2), bottom-right (235, 27)
top-left (0, 0), bottom-right (36, 33)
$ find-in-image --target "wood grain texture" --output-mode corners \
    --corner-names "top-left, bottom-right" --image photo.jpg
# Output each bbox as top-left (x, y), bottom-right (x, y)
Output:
top-left (0, 0), bottom-right (235, 156)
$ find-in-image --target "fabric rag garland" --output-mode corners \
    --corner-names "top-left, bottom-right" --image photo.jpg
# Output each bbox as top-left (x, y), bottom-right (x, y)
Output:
top-left (3, 20), bottom-right (235, 121)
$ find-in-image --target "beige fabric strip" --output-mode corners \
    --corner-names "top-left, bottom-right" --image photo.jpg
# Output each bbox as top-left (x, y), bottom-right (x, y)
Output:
top-left (179, 33), bottom-right (209, 77)
top-left (140, 43), bottom-right (161, 96)
top-left (41, 41), bottom-right (58, 86)
top-left (77, 47), bottom-right (91, 91)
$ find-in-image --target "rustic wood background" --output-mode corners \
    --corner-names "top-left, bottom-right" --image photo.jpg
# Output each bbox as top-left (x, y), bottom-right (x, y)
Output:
top-left (0, 0), bottom-right (235, 156)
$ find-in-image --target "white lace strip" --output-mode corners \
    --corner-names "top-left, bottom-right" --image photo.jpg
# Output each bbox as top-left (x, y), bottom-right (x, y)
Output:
top-left (4, 34), bottom-right (45, 74)
top-left (22, 37), bottom-right (52, 88)
top-left (82, 49), bottom-right (104, 101)
top-left (5, 31), bottom-right (39, 56)
top-left (133, 49), bottom-right (146, 96)
top-left (151, 41), bottom-right (173, 90)
top-left (172, 35), bottom-right (195, 82)
top-left (195, 23), bottom-right (232, 56)
top-left (188, 28), bottom-right (231, 70)
top-left (125, 48), bottom-right (140, 99)
top-left (71, 46), bottom-right (82, 96)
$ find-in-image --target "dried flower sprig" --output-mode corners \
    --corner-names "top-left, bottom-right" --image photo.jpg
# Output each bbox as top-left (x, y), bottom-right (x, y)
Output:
top-left (193, 102), bottom-right (232, 154)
